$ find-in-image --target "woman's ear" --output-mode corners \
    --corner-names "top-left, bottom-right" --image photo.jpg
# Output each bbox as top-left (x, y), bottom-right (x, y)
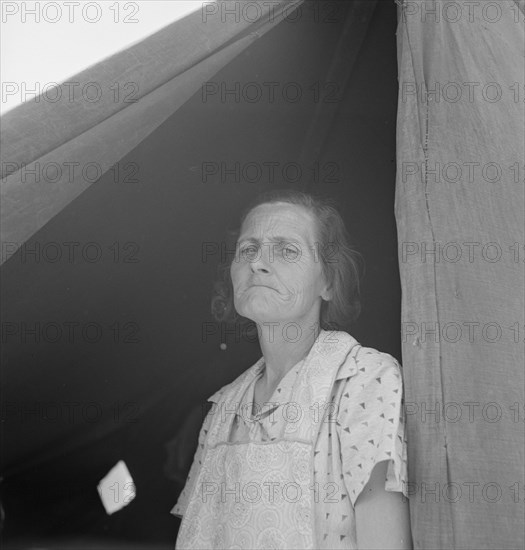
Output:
top-left (321, 284), bottom-right (332, 302)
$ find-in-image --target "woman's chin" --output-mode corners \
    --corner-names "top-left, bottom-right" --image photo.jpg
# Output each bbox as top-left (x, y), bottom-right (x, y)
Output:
top-left (237, 304), bottom-right (286, 326)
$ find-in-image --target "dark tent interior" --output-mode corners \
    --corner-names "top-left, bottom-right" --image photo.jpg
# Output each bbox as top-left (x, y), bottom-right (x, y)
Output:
top-left (1, 1), bottom-right (401, 547)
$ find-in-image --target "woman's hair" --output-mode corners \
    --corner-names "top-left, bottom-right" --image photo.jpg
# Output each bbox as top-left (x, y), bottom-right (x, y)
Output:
top-left (211, 189), bottom-right (363, 331)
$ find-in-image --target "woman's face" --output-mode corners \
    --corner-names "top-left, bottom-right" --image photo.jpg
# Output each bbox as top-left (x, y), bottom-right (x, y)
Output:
top-left (231, 202), bottom-right (330, 330)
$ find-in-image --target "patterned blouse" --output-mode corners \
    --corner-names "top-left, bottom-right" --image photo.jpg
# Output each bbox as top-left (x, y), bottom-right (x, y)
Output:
top-left (172, 338), bottom-right (408, 549)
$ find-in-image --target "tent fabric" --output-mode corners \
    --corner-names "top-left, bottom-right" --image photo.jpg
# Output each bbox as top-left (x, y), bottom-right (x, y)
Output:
top-left (395, 1), bottom-right (525, 548)
top-left (0, 0), bottom-right (303, 261)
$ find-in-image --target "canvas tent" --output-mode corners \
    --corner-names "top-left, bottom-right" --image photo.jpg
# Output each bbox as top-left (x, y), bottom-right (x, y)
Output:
top-left (1, 1), bottom-right (523, 549)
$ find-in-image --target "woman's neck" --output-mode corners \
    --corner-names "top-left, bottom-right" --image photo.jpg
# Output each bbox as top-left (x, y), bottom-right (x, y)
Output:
top-left (257, 320), bottom-right (321, 389)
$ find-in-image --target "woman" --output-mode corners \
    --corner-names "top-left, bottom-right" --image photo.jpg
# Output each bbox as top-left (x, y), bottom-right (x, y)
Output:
top-left (172, 190), bottom-right (411, 549)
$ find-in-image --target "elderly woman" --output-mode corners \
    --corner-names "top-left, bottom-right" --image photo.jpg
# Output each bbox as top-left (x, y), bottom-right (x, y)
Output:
top-left (172, 190), bottom-right (411, 549)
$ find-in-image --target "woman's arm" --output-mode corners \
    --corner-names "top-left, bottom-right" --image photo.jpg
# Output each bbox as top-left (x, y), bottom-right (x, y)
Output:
top-left (355, 460), bottom-right (412, 550)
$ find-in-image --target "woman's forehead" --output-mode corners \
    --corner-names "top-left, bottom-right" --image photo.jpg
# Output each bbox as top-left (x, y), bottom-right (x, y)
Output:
top-left (240, 202), bottom-right (317, 241)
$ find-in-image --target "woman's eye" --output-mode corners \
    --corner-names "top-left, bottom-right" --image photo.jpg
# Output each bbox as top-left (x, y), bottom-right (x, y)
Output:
top-left (241, 245), bottom-right (258, 260)
top-left (283, 245), bottom-right (300, 260)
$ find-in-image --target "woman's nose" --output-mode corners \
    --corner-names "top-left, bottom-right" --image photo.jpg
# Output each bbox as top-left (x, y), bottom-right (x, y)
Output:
top-left (249, 248), bottom-right (272, 273)
top-left (250, 258), bottom-right (270, 273)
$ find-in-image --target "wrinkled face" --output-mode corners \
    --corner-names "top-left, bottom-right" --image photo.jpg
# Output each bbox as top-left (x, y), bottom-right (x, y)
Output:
top-left (231, 203), bottom-right (330, 329)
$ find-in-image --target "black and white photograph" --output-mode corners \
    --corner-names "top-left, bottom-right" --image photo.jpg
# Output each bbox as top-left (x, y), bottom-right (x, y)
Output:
top-left (1, 1), bottom-right (524, 549)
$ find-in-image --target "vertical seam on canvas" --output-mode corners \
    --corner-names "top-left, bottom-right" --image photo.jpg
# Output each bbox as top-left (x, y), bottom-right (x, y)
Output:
top-left (419, 32), bottom-right (456, 550)
top-left (401, 1), bottom-right (455, 546)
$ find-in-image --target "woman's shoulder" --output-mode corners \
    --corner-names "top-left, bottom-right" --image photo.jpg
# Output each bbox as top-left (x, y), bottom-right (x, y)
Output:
top-left (356, 344), bottom-right (402, 372)
top-left (335, 341), bottom-right (405, 426)
top-left (337, 337), bottom-right (403, 384)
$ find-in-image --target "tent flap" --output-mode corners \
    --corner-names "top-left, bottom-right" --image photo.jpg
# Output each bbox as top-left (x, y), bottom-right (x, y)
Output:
top-left (396, 1), bottom-right (525, 548)
top-left (0, 0), bottom-right (304, 262)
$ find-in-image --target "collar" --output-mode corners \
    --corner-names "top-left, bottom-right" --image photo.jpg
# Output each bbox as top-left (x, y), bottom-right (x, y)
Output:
top-left (208, 330), bottom-right (360, 404)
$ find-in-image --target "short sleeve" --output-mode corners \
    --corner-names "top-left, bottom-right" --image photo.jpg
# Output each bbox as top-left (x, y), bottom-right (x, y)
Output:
top-left (337, 350), bottom-right (408, 507)
top-left (170, 408), bottom-right (213, 518)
